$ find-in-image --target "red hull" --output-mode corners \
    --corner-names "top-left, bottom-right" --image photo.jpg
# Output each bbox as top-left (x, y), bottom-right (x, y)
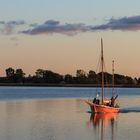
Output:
top-left (85, 100), bottom-right (119, 113)
top-left (91, 112), bottom-right (118, 125)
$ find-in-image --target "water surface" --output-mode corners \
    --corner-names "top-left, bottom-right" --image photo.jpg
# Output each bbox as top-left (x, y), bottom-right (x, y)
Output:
top-left (0, 87), bottom-right (140, 140)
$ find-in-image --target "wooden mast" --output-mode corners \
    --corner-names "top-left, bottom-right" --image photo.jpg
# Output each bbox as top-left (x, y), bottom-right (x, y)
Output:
top-left (112, 60), bottom-right (115, 97)
top-left (101, 38), bottom-right (104, 104)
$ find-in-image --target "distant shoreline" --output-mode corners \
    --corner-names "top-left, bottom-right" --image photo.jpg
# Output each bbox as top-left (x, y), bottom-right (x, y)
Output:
top-left (0, 83), bottom-right (139, 88)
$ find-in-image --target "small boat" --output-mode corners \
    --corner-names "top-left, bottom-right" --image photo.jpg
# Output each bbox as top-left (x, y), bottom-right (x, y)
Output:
top-left (86, 39), bottom-right (120, 113)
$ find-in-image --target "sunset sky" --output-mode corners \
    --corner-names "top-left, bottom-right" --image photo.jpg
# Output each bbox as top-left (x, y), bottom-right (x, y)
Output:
top-left (0, 0), bottom-right (140, 77)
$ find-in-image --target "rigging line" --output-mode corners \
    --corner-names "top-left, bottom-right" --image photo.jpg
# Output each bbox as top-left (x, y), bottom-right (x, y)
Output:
top-left (103, 57), bottom-right (110, 98)
top-left (95, 53), bottom-right (101, 73)
top-left (95, 52), bottom-right (102, 93)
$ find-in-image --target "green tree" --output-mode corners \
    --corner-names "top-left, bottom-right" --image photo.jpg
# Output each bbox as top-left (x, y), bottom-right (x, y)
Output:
top-left (43, 70), bottom-right (63, 83)
top-left (88, 70), bottom-right (96, 79)
top-left (125, 76), bottom-right (135, 85)
top-left (76, 69), bottom-right (88, 84)
top-left (35, 69), bottom-right (63, 83)
top-left (16, 69), bottom-right (25, 77)
top-left (64, 74), bottom-right (73, 84)
top-left (35, 69), bottom-right (45, 78)
top-left (87, 70), bottom-right (97, 84)
top-left (6, 67), bottom-right (15, 78)
top-left (76, 69), bottom-right (86, 78)
top-left (15, 69), bottom-right (25, 82)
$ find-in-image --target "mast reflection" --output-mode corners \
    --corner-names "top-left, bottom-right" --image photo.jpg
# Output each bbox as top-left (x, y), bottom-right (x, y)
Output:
top-left (90, 113), bottom-right (118, 140)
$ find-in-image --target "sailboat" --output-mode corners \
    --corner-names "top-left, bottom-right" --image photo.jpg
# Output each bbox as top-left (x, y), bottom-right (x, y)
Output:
top-left (85, 39), bottom-right (120, 113)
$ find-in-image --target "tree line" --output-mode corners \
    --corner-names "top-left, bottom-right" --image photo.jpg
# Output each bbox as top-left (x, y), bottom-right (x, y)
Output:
top-left (0, 67), bottom-right (140, 86)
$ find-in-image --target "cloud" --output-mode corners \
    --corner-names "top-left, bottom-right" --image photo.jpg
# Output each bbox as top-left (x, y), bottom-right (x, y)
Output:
top-left (2, 15), bottom-right (140, 36)
top-left (21, 16), bottom-right (140, 36)
top-left (7, 20), bottom-right (25, 25)
top-left (0, 21), bottom-right (5, 24)
top-left (44, 20), bottom-right (59, 25)
top-left (0, 20), bottom-right (26, 35)
top-left (21, 20), bottom-right (90, 36)
top-left (29, 23), bottom-right (38, 27)
top-left (91, 15), bottom-right (140, 31)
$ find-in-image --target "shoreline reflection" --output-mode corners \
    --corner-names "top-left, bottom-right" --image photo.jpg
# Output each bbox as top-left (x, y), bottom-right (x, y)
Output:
top-left (89, 113), bottom-right (119, 140)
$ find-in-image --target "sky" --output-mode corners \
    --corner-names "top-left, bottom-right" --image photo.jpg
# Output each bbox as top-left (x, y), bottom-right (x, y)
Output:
top-left (0, 0), bottom-right (140, 77)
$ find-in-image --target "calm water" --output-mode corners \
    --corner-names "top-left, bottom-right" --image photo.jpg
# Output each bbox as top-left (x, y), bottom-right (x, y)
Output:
top-left (0, 87), bottom-right (140, 140)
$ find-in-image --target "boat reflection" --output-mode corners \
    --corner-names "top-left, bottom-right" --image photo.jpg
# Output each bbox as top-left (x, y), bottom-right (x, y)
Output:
top-left (89, 113), bottom-right (118, 140)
